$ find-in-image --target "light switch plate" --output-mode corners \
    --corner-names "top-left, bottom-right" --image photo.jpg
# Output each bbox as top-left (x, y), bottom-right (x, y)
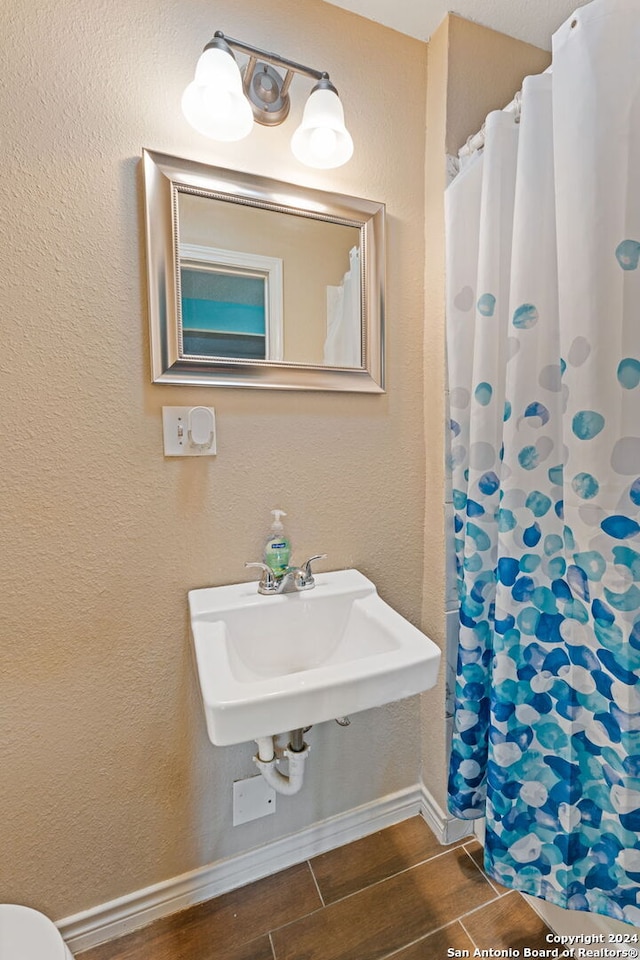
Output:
top-left (162, 406), bottom-right (216, 456)
top-left (232, 775), bottom-right (276, 826)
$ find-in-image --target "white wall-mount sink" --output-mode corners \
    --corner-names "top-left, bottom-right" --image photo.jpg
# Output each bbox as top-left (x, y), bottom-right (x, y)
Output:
top-left (188, 569), bottom-right (441, 746)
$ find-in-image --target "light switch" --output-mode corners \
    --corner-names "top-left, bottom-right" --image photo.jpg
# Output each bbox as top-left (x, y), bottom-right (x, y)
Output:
top-left (162, 406), bottom-right (217, 457)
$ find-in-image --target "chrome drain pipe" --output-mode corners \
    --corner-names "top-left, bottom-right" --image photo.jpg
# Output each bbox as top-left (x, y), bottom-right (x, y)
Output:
top-left (289, 727), bottom-right (306, 752)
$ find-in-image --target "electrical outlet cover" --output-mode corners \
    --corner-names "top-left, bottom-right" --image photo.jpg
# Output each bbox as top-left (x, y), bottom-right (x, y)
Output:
top-left (232, 775), bottom-right (276, 826)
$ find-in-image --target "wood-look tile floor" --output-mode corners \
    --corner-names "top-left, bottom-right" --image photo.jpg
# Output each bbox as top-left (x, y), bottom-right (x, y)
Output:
top-left (78, 817), bottom-right (554, 960)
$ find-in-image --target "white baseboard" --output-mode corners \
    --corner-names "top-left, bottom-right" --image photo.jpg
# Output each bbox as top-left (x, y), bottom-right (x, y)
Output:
top-left (419, 781), bottom-right (474, 845)
top-left (58, 781), bottom-right (472, 953)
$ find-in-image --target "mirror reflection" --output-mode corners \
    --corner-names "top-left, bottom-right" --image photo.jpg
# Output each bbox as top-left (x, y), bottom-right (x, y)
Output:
top-left (178, 193), bottom-right (362, 366)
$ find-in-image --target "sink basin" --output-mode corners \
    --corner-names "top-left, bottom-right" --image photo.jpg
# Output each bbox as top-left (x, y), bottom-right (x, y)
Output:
top-left (188, 569), bottom-right (441, 746)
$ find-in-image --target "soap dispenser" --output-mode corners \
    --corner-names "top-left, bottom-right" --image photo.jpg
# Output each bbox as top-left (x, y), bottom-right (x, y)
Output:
top-left (263, 509), bottom-right (291, 576)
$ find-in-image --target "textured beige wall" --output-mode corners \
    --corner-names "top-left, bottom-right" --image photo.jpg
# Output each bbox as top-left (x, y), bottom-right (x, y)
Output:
top-left (0, 0), bottom-right (428, 920)
top-left (446, 15), bottom-right (551, 156)
top-left (421, 17), bottom-right (451, 815)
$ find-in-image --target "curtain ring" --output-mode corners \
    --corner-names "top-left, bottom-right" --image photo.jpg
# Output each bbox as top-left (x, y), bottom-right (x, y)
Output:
top-left (513, 91), bottom-right (522, 124)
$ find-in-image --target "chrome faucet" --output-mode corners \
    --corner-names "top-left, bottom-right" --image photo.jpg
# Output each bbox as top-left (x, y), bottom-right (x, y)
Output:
top-left (245, 555), bottom-right (327, 595)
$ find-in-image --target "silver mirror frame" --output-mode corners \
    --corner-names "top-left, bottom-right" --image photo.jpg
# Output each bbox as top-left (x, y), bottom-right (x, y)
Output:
top-left (142, 149), bottom-right (386, 392)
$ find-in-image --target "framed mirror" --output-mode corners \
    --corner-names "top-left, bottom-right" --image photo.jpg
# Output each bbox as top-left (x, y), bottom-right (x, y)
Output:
top-left (142, 149), bottom-right (385, 391)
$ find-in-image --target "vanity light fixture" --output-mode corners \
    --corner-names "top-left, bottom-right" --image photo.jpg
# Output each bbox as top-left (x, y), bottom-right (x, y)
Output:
top-left (181, 31), bottom-right (354, 169)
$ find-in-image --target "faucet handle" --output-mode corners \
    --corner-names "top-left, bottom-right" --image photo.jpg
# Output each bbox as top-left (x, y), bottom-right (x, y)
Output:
top-left (301, 554), bottom-right (327, 574)
top-left (244, 561), bottom-right (278, 593)
top-left (299, 554), bottom-right (327, 585)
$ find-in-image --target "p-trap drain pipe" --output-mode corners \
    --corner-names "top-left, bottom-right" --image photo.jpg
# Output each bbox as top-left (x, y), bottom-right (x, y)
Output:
top-left (254, 730), bottom-right (310, 796)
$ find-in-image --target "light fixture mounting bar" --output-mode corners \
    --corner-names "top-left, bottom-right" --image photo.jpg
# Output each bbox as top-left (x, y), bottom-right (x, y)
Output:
top-left (208, 31), bottom-right (329, 83)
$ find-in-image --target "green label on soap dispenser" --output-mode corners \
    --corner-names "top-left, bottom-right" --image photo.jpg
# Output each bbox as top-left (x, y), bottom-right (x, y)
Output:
top-left (265, 537), bottom-right (291, 575)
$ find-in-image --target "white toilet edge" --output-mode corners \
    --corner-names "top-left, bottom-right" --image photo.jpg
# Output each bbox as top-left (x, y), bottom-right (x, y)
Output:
top-left (0, 904), bottom-right (75, 959)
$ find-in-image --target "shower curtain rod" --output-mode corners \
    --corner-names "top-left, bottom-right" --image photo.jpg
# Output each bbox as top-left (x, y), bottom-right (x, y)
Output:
top-left (457, 66), bottom-right (552, 161)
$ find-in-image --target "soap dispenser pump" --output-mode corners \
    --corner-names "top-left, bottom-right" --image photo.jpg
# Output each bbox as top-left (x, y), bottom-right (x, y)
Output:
top-left (263, 509), bottom-right (291, 576)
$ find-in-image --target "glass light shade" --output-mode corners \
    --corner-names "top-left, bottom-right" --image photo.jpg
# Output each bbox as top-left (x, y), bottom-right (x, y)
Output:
top-left (182, 47), bottom-right (254, 141)
top-left (291, 87), bottom-right (354, 169)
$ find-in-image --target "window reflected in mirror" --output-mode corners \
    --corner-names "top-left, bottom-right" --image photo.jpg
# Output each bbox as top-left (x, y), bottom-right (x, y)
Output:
top-left (181, 265), bottom-right (268, 360)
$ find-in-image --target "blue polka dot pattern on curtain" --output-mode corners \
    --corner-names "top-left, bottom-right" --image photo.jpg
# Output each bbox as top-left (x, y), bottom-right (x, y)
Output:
top-left (445, 7), bottom-right (640, 925)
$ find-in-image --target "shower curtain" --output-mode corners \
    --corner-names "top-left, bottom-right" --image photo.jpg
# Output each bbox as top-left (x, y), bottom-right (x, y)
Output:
top-left (324, 246), bottom-right (361, 367)
top-left (446, 0), bottom-right (640, 923)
